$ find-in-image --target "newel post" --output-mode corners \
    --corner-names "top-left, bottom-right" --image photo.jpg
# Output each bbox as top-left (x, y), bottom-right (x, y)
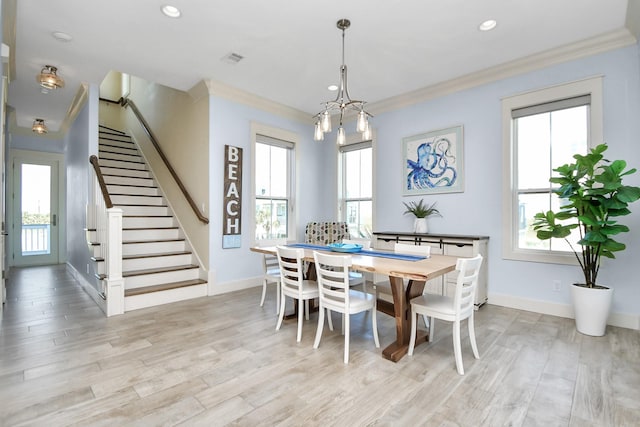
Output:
top-left (105, 207), bottom-right (124, 316)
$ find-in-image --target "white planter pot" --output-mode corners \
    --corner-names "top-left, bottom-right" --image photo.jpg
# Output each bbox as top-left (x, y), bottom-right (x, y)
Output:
top-left (570, 283), bottom-right (613, 336)
top-left (414, 218), bottom-right (428, 234)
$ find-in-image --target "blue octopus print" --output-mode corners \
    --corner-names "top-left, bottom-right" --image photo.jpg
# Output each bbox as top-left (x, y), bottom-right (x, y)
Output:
top-left (407, 137), bottom-right (457, 190)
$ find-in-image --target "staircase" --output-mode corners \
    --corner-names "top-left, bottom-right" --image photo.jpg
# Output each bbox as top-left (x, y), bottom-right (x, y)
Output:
top-left (90, 125), bottom-right (207, 312)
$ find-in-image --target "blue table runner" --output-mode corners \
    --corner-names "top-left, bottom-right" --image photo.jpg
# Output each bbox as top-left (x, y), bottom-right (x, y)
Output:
top-left (287, 243), bottom-right (427, 261)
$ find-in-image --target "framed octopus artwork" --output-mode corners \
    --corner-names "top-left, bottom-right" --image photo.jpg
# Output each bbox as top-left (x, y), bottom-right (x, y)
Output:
top-left (402, 125), bottom-right (464, 195)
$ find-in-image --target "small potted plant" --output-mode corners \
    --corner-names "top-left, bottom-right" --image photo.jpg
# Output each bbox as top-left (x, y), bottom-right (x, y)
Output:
top-left (532, 144), bottom-right (640, 336)
top-left (403, 199), bottom-right (441, 233)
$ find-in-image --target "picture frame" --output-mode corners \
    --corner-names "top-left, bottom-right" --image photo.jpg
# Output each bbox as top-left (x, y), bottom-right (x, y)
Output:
top-left (402, 125), bottom-right (464, 195)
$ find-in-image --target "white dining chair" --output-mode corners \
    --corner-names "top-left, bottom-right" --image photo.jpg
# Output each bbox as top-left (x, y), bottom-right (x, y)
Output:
top-left (313, 251), bottom-right (379, 363)
top-left (275, 246), bottom-right (319, 342)
top-left (408, 254), bottom-right (483, 375)
top-left (342, 238), bottom-right (372, 291)
top-left (260, 253), bottom-right (281, 314)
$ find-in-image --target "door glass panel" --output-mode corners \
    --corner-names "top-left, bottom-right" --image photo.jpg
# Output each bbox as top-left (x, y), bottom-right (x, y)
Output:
top-left (21, 164), bottom-right (51, 256)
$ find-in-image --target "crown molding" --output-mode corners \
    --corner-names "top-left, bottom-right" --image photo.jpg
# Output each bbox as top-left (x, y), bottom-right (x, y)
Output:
top-left (204, 79), bottom-right (313, 125)
top-left (368, 28), bottom-right (637, 116)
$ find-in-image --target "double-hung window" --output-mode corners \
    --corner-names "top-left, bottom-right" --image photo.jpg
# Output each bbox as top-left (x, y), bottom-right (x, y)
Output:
top-left (253, 128), bottom-right (296, 245)
top-left (339, 140), bottom-right (373, 238)
top-left (502, 77), bottom-right (603, 264)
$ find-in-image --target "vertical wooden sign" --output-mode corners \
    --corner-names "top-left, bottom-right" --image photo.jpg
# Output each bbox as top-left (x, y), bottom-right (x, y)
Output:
top-left (223, 145), bottom-right (242, 248)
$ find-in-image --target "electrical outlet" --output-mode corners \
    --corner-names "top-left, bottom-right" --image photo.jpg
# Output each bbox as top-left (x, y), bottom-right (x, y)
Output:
top-left (553, 280), bottom-right (561, 292)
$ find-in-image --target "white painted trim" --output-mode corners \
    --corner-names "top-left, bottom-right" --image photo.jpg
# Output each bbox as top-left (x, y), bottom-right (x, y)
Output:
top-left (209, 276), bottom-right (261, 295)
top-left (488, 292), bottom-right (640, 330)
top-left (66, 262), bottom-right (106, 315)
top-left (368, 29), bottom-right (634, 116)
top-left (205, 79), bottom-right (312, 124)
top-left (501, 76), bottom-right (604, 264)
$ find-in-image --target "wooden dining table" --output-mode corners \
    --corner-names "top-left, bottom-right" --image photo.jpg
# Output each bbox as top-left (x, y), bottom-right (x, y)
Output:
top-left (250, 244), bottom-right (458, 362)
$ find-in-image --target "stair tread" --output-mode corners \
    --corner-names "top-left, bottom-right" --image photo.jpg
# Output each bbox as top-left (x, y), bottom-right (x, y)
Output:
top-left (123, 226), bottom-right (178, 230)
top-left (107, 183), bottom-right (158, 188)
top-left (123, 250), bottom-right (192, 260)
top-left (92, 251), bottom-right (191, 263)
top-left (114, 204), bottom-right (168, 207)
top-left (123, 238), bottom-right (184, 244)
top-left (99, 125), bottom-right (126, 134)
top-left (123, 216), bottom-right (173, 220)
top-left (123, 264), bottom-right (199, 277)
top-left (124, 279), bottom-right (207, 297)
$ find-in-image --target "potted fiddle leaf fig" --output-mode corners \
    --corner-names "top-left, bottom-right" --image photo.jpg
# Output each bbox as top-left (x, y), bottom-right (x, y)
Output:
top-left (532, 144), bottom-right (640, 336)
top-left (403, 199), bottom-right (441, 233)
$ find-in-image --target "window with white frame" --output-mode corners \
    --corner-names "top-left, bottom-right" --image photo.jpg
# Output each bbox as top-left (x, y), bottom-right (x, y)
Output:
top-left (253, 131), bottom-right (296, 245)
top-left (502, 77), bottom-right (603, 263)
top-left (339, 140), bottom-right (373, 238)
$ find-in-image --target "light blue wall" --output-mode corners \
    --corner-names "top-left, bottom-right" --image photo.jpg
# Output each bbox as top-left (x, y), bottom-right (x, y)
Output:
top-left (66, 84), bottom-right (100, 287)
top-left (209, 96), bottom-right (330, 283)
top-left (370, 44), bottom-right (640, 316)
top-left (10, 134), bottom-right (65, 153)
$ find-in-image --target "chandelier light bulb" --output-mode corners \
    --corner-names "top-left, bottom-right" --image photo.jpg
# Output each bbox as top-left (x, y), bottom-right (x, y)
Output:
top-left (356, 110), bottom-right (368, 133)
top-left (314, 121), bottom-right (324, 141)
top-left (337, 127), bottom-right (346, 145)
top-left (362, 121), bottom-right (372, 140)
top-left (321, 110), bottom-right (332, 133)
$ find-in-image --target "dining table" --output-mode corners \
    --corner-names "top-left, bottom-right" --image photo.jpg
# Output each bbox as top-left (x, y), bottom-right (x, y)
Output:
top-left (250, 244), bottom-right (458, 362)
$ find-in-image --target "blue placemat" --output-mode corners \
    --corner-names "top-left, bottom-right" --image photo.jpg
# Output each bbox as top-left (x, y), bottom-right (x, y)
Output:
top-left (287, 243), bottom-right (427, 261)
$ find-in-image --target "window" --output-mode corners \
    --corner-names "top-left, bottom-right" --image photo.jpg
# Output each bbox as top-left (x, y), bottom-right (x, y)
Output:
top-left (252, 126), bottom-right (297, 245)
top-left (339, 140), bottom-right (373, 238)
top-left (502, 77), bottom-right (603, 264)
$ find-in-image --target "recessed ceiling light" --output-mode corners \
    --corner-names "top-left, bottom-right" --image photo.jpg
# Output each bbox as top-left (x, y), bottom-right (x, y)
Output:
top-left (161, 5), bottom-right (181, 18)
top-left (327, 85), bottom-right (338, 91)
top-left (479, 19), bottom-right (497, 31)
top-left (51, 31), bottom-right (73, 42)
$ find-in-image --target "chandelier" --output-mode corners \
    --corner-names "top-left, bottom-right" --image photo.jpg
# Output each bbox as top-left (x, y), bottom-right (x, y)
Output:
top-left (32, 118), bottom-right (48, 134)
top-left (37, 65), bottom-right (65, 90)
top-left (314, 19), bottom-right (371, 145)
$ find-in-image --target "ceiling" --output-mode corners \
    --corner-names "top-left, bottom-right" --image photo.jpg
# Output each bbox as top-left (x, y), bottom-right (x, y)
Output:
top-left (5, 0), bottom-right (639, 135)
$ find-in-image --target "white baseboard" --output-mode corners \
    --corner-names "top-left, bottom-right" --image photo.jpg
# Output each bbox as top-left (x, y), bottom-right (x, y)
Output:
top-left (488, 292), bottom-right (640, 330)
top-left (66, 262), bottom-right (107, 315)
top-left (209, 276), bottom-right (261, 296)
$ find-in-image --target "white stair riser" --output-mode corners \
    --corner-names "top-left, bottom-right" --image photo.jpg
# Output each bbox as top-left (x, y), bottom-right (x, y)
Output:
top-left (117, 205), bottom-right (169, 216)
top-left (123, 240), bottom-right (186, 255)
top-left (103, 175), bottom-right (155, 187)
top-left (111, 194), bottom-right (165, 206)
top-left (99, 159), bottom-right (147, 171)
top-left (124, 284), bottom-right (207, 311)
top-left (98, 138), bottom-right (133, 149)
top-left (94, 262), bottom-right (105, 275)
top-left (106, 185), bottom-right (159, 196)
top-left (86, 230), bottom-right (97, 242)
top-left (123, 216), bottom-right (174, 228)
top-left (89, 245), bottom-right (102, 258)
top-left (123, 228), bottom-right (180, 241)
top-left (99, 152), bottom-right (143, 163)
top-left (125, 268), bottom-right (200, 288)
top-left (99, 143), bottom-right (138, 156)
top-left (100, 167), bottom-right (151, 179)
top-left (123, 253), bottom-right (193, 271)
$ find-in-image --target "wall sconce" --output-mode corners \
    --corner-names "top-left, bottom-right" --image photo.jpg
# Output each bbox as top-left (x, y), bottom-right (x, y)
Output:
top-left (37, 65), bottom-right (65, 90)
top-left (32, 118), bottom-right (48, 134)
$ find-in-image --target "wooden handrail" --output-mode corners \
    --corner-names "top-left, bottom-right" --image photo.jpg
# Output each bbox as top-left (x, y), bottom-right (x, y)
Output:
top-left (89, 155), bottom-right (113, 208)
top-left (99, 97), bottom-right (209, 224)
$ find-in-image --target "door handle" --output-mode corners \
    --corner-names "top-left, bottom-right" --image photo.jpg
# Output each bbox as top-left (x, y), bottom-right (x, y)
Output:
top-left (52, 214), bottom-right (57, 226)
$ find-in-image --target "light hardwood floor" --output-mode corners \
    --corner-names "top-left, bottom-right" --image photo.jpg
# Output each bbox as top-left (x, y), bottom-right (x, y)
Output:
top-left (1, 265), bottom-right (639, 426)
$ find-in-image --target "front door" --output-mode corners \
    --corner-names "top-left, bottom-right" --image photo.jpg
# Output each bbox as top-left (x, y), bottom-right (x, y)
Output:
top-left (12, 155), bottom-right (60, 266)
